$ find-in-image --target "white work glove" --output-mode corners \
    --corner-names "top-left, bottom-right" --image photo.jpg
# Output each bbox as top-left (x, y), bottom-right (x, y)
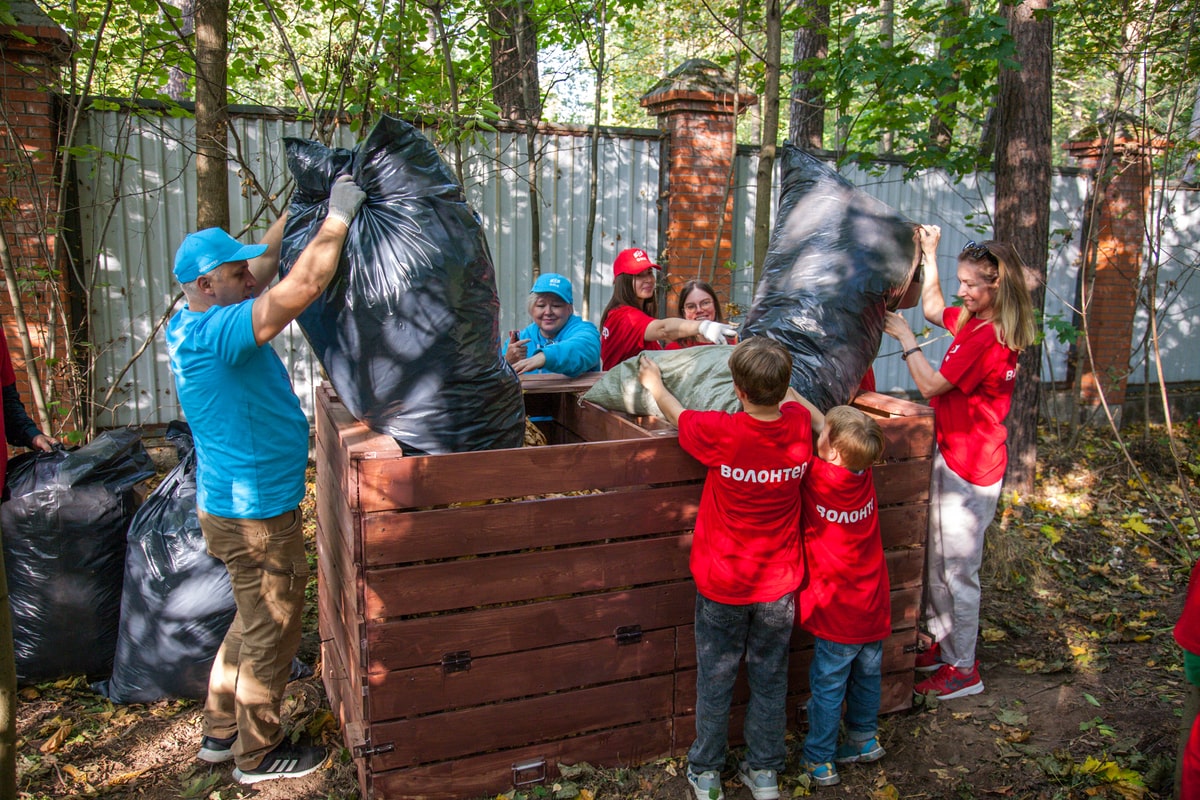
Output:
top-left (328, 174), bottom-right (366, 228)
top-left (698, 319), bottom-right (737, 344)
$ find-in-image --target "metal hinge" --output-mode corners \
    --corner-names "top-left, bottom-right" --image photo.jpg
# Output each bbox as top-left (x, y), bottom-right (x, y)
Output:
top-left (442, 650), bottom-right (472, 673)
top-left (615, 624), bottom-right (643, 645)
top-left (513, 758), bottom-right (547, 787)
top-left (354, 741), bottom-right (395, 758)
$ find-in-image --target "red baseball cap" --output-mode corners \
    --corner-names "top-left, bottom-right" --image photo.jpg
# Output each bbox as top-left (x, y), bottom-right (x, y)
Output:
top-left (613, 248), bottom-right (661, 277)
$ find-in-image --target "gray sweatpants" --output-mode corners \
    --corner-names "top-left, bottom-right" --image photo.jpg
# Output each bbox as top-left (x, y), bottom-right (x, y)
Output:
top-left (924, 450), bottom-right (1002, 669)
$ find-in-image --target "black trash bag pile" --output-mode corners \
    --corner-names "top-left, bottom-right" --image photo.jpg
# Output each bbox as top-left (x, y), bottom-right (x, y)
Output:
top-left (1, 428), bottom-right (156, 684)
top-left (741, 145), bottom-right (919, 412)
top-left (93, 421), bottom-right (235, 703)
top-left (280, 115), bottom-right (525, 455)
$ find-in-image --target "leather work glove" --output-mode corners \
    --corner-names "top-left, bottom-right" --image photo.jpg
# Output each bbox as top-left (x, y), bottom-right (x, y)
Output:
top-left (328, 174), bottom-right (367, 227)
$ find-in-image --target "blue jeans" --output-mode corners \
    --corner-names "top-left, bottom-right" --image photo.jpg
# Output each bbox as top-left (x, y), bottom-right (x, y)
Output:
top-left (688, 591), bottom-right (795, 773)
top-left (803, 637), bottom-right (883, 764)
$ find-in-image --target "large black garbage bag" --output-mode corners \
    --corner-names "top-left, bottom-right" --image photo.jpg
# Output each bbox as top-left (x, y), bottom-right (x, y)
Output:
top-left (93, 421), bottom-right (234, 703)
top-left (280, 115), bottom-right (525, 455)
top-left (1, 428), bottom-right (155, 684)
top-left (741, 145), bottom-right (919, 411)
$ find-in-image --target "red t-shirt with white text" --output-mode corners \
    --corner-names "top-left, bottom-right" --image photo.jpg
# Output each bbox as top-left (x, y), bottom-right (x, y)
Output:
top-left (0, 327), bottom-right (16, 488)
top-left (677, 403), bottom-right (813, 604)
top-left (930, 307), bottom-right (1018, 485)
top-left (600, 305), bottom-right (661, 369)
top-left (798, 458), bottom-right (890, 643)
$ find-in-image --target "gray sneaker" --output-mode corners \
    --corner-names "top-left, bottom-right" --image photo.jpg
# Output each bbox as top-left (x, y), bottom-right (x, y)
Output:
top-left (686, 768), bottom-right (725, 800)
top-left (738, 761), bottom-right (780, 800)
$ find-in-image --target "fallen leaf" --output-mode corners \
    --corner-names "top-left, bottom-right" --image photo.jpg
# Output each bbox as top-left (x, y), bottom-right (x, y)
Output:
top-left (39, 722), bottom-right (71, 753)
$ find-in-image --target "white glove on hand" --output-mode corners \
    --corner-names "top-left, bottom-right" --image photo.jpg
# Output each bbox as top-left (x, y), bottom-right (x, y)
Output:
top-left (328, 174), bottom-right (366, 228)
top-left (698, 319), bottom-right (737, 344)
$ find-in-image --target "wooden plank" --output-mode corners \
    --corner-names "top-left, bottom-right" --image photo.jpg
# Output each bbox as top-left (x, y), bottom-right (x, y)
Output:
top-left (318, 556), bottom-right (364, 715)
top-left (879, 504), bottom-right (928, 549)
top-left (355, 436), bottom-right (706, 512)
top-left (366, 535), bottom-right (693, 618)
top-left (367, 629), bottom-right (676, 722)
top-left (519, 372), bottom-right (602, 394)
top-left (853, 391), bottom-right (933, 419)
top-left (367, 719), bottom-right (672, 800)
top-left (557, 397), bottom-right (676, 443)
top-left (885, 547), bottom-right (925, 589)
top-left (361, 484), bottom-right (702, 566)
top-left (367, 675), bottom-right (675, 770)
top-left (365, 582), bottom-right (695, 672)
top-left (873, 459), bottom-right (931, 506)
top-left (317, 384), bottom-right (401, 459)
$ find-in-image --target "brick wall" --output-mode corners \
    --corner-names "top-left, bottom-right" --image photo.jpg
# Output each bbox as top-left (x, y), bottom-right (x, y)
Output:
top-left (641, 60), bottom-right (755, 311)
top-left (0, 13), bottom-right (73, 436)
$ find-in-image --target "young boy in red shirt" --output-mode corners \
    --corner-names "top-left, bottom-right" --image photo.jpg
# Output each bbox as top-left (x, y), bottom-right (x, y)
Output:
top-left (638, 338), bottom-right (815, 800)
top-left (795, 405), bottom-right (889, 787)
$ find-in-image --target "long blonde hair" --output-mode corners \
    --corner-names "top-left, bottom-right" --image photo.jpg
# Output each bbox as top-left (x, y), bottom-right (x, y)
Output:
top-left (954, 240), bottom-right (1037, 352)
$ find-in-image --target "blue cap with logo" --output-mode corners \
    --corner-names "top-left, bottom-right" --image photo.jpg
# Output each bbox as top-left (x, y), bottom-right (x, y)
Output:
top-left (531, 272), bottom-right (573, 305)
top-left (174, 227), bottom-right (269, 284)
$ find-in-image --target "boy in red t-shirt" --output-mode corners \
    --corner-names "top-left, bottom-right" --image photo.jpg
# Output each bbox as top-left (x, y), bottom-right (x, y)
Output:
top-left (795, 406), bottom-right (888, 787)
top-left (1174, 559), bottom-right (1200, 797)
top-left (638, 338), bottom-right (815, 800)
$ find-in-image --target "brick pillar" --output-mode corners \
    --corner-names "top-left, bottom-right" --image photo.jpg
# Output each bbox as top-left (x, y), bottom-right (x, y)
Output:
top-left (0, 6), bottom-right (73, 435)
top-left (1063, 131), bottom-right (1164, 412)
top-left (640, 59), bottom-right (755, 311)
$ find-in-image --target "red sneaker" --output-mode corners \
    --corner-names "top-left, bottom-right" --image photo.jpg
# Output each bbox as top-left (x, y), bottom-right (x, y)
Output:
top-left (914, 661), bottom-right (984, 700)
top-left (914, 640), bottom-right (942, 672)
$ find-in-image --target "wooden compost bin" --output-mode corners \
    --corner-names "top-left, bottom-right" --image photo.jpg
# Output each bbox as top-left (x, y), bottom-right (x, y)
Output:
top-left (315, 375), bottom-right (934, 800)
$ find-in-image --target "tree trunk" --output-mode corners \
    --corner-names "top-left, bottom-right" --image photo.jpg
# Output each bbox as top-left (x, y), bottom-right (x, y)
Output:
top-left (752, 0), bottom-right (781, 283)
top-left (930, 0), bottom-right (970, 150)
top-left (489, 0), bottom-right (541, 122)
top-left (995, 0), bottom-right (1053, 494)
top-left (166, 0), bottom-right (195, 101)
top-left (789, 0), bottom-right (828, 151)
top-left (194, 0), bottom-right (230, 231)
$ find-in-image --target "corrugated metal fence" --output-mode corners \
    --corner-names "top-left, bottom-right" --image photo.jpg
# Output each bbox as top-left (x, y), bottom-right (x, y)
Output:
top-left (75, 108), bottom-right (1200, 428)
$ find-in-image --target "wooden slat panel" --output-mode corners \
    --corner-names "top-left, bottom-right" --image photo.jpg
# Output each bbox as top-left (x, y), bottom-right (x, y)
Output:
top-left (873, 459), bottom-right (931, 506)
top-left (317, 384), bottom-right (401, 459)
top-left (558, 397), bottom-right (678, 442)
top-left (519, 372), bottom-right (603, 394)
top-left (367, 629), bottom-right (676, 721)
top-left (362, 484), bottom-right (701, 566)
top-left (879, 504), bottom-right (928, 548)
top-left (365, 582), bottom-right (695, 673)
top-left (853, 390), bottom-right (933, 419)
top-left (367, 720), bottom-right (672, 800)
top-left (316, 526), bottom-right (365, 696)
top-left (885, 547), bottom-right (925, 589)
top-left (356, 436), bottom-right (706, 512)
top-left (366, 535), bottom-right (693, 619)
top-left (368, 675), bottom-right (675, 770)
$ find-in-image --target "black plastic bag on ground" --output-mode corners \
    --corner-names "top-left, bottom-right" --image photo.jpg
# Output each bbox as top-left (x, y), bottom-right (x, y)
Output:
top-left (280, 115), bottom-right (525, 455)
top-left (93, 421), bottom-right (235, 703)
top-left (2, 428), bottom-right (155, 684)
top-left (741, 145), bottom-right (919, 412)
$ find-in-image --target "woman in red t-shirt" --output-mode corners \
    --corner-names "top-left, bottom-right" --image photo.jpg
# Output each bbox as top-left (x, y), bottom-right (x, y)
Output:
top-left (599, 250), bottom-right (736, 370)
top-left (664, 280), bottom-right (736, 350)
top-left (883, 225), bottom-right (1036, 701)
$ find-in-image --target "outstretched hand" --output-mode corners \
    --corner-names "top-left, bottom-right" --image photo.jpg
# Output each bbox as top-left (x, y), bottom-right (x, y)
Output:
top-left (698, 320), bottom-right (737, 344)
top-left (328, 174), bottom-right (366, 228)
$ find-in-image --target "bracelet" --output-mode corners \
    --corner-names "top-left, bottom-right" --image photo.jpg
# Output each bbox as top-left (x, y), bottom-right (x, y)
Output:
top-left (901, 347), bottom-right (922, 361)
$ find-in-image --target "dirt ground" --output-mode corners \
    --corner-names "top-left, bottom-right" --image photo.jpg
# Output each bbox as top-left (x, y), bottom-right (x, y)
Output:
top-left (15, 426), bottom-right (1191, 800)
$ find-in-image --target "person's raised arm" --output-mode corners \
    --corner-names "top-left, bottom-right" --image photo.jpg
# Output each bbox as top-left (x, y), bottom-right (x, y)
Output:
top-left (883, 311), bottom-right (954, 399)
top-left (644, 317), bottom-right (737, 344)
top-left (784, 387), bottom-right (824, 434)
top-left (638, 354), bottom-right (685, 426)
top-left (251, 175), bottom-right (365, 346)
top-left (247, 212), bottom-right (289, 291)
top-left (917, 225), bottom-right (947, 328)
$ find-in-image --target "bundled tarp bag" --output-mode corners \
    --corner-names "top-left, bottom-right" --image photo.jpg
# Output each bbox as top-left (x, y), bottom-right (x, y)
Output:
top-left (93, 421), bottom-right (234, 703)
top-left (280, 115), bottom-right (525, 455)
top-left (741, 144), bottom-right (920, 412)
top-left (1, 428), bottom-right (155, 684)
top-left (583, 347), bottom-right (740, 417)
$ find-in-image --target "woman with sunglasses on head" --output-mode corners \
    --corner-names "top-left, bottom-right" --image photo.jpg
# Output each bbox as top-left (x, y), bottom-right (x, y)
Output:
top-left (600, 249), bottom-right (736, 370)
top-left (664, 280), bottom-right (737, 350)
top-left (883, 224), bottom-right (1036, 701)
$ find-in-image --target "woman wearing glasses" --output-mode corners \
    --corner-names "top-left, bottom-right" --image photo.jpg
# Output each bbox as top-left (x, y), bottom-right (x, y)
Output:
top-left (883, 225), bottom-right (1036, 701)
top-left (665, 280), bottom-right (736, 349)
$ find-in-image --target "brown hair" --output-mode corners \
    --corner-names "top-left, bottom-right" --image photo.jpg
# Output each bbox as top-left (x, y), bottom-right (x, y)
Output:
top-left (728, 337), bottom-right (792, 406)
top-left (675, 280), bottom-right (725, 323)
top-left (601, 272), bottom-right (658, 329)
top-left (955, 240), bottom-right (1037, 352)
top-left (824, 406), bottom-right (886, 472)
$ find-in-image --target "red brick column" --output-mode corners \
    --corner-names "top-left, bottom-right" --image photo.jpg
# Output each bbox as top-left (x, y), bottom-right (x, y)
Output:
top-left (1063, 133), bottom-right (1164, 410)
top-left (640, 59), bottom-right (755, 310)
top-left (0, 9), bottom-right (73, 435)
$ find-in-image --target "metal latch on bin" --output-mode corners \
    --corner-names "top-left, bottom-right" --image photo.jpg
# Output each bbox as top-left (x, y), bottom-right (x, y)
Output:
top-left (513, 758), bottom-right (547, 787)
top-left (615, 624), bottom-right (643, 645)
top-left (442, 650), bottom-right (472, 673)
top-left (353, 741), bottom-right (395, 758)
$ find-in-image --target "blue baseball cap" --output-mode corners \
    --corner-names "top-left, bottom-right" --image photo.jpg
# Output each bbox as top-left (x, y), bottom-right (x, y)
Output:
top-left (531, 272), bottom-right (573, 304)
top-left (174, 227), bottom-right (269, 284)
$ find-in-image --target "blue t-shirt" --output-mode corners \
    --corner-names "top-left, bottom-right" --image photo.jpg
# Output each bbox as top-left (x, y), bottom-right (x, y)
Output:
top-left (500, 314), bottom-right (601, 376)
top-left (166, 300), bottom-right (309, 519)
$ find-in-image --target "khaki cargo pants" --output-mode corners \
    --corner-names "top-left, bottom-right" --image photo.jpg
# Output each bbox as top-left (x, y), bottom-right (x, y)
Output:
top-left (199, 508), bottom-right (308, 770)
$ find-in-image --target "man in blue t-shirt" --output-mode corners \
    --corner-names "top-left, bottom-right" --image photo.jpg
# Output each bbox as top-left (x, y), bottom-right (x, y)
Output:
top-left (166, 175), bottom-right (364, 785)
